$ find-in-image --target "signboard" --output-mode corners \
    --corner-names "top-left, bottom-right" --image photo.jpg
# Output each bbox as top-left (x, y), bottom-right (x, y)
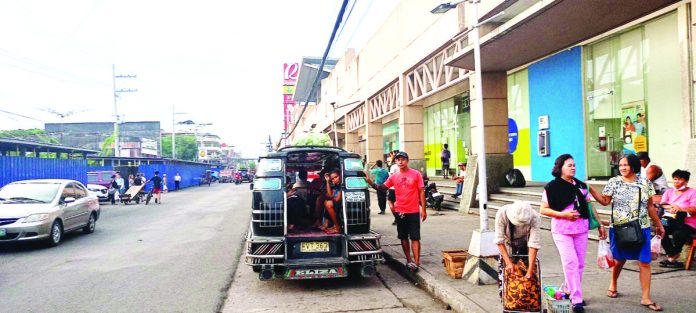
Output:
top-left (283, 63), bottom-right (299, 85)
top-left (283, 63), bottom-right (299, 131)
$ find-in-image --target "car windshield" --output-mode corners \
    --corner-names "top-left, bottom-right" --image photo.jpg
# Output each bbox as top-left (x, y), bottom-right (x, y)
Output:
top-left (0, 183), bottom-right (61, 204)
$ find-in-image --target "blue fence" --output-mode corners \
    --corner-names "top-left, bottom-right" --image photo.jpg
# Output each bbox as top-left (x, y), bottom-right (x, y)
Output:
top-left (88, 162), bottom-right (210, 191)
top-left (0, 156), bottom-right (88, 187)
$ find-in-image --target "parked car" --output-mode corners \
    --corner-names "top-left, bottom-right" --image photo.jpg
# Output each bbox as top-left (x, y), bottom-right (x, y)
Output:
top-left (88, 171), bottom-right (114, 189)
top-left (238, 169), bottom-right (253, 183)
top-left (0, 179), bottom-right (101, 247)
top-left (87, 184), bottom-right (109, 202)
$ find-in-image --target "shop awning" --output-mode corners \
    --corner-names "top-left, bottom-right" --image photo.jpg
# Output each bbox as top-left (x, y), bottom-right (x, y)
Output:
top-left (293, 57), bottom-right (338, 103)
top-left (445, 0), bottom-right (679, 71)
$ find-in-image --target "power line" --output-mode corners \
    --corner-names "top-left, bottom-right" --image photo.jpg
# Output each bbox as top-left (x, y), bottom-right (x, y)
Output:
top-left (0, 108), bottom-right (45, 122)
top-left (282, 0), bottom-right (351, 148)
top-left (333, 0), bottom-right (357, 49)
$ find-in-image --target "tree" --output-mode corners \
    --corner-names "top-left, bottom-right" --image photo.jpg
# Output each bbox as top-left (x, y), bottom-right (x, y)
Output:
top-left (161, 134), bottom-right (197, 161)
top-left (0, 128), bottom-right (59, 144)
top-left (99, 134), bottom-right (115, 157)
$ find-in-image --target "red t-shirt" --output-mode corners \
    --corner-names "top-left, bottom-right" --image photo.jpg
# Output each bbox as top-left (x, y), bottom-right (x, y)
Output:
top-left (384, 168), bottom-right (424, 213)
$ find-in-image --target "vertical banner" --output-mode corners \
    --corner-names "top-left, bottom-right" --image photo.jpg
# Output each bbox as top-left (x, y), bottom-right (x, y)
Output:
top-left (283, 63), bottom-right (299, 132)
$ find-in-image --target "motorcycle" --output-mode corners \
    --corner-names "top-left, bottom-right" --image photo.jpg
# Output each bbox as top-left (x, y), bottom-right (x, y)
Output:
top-left (233, 172), bottom-right (243, 185)
top-left (425, 182), bottom-right (444, 213)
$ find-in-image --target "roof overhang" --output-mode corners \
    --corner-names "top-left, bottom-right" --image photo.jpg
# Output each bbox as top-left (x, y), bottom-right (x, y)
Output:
top-left (446, 0), bottom-right (679, 71)
top-left (293, 57), bottom-right (338, 103)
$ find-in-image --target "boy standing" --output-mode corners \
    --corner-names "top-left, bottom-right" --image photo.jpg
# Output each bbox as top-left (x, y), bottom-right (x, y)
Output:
top-left (369, 160), bottom-right (389, 214)
top-left (365, 151), bottom-right (426, 271)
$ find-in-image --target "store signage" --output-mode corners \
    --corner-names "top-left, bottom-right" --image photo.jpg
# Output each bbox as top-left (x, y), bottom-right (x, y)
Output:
top-left (508, 118), bottom-right (518, 154)
top-left (283, 63), bottom-right (299, 85)
top-left (538, 115), bottom-right (549, 130)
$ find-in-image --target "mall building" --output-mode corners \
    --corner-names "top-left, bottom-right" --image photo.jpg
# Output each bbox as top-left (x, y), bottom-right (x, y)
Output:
top-left (289, 0), bottom-right (696, 193)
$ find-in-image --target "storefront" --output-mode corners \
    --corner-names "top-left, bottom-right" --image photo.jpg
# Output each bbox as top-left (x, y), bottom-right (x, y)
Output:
top-left (382, 120), bottom-right (399, 158)
top-left (423, 93), bottom-right (471, 177)
top-left (584, 11), bottom-right (684, 178)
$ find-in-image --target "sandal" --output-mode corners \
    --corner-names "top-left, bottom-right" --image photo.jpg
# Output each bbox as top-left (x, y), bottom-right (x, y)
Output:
top-left (406, 262), bottom-right (418, 272)
top-left (606, 289), bottom-right (618, 298)
top-left (661, 261), bottom-right (684, 268)
top-left (641, 302), bottom-right (663, 311)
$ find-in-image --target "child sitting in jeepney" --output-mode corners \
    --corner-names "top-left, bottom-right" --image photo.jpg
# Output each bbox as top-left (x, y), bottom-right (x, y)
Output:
top-left (321, 170), bottom-right (343, 234)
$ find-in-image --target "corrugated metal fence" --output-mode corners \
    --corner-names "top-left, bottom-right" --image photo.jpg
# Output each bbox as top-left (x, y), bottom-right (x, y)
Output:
top-left (0, 156), bottom-right (88, 187)
top-left (88, 162), bottom-right (209, 191)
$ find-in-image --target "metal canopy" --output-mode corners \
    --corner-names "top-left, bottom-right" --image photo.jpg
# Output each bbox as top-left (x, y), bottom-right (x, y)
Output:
top-left (446, 0), bottom-right (679, 71)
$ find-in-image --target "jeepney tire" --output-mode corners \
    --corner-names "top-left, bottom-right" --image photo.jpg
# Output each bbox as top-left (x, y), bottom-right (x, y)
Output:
top-left (252, 266), bottom-right (261, 273)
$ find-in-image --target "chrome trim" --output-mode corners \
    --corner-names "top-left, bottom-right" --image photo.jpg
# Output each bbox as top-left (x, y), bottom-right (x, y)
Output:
top-left (348, 249), bottom-right (383, 256)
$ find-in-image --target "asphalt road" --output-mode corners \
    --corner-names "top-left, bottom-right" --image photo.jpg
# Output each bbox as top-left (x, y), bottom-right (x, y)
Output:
top-left (0, 183), bottom-right (249, 313)
top-left (0, 182), bottom-right (446, 313)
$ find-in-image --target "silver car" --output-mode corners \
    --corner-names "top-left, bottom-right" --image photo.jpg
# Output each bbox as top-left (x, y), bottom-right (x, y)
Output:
top-left (0, 179), bottom-right (101, 247)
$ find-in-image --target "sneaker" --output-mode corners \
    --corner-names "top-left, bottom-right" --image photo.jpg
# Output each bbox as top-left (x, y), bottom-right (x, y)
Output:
top-left (573, 304), bottom-right (585, 313)
top-left (392, 221), bottom-right (397, 225)
top-left (155, 199), bottom-right (158, 204)
top-left (378, 211), bottom-right (385, 215)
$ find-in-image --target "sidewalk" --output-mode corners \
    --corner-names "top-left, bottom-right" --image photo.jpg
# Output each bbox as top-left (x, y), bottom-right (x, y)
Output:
top-left (369, 193), bottom-right (696, 313)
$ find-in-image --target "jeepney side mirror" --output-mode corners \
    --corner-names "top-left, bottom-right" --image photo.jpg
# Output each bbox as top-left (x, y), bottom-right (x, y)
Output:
top-left (249, 183), bottom-right (254, 190)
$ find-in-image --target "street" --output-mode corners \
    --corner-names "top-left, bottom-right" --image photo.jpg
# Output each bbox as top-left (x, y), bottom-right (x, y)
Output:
top-left (0, 183), bottom-right (446, 313)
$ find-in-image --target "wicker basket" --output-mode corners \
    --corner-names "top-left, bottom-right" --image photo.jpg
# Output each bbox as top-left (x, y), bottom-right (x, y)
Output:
top-left (441, 249), bottom-right (468, 279)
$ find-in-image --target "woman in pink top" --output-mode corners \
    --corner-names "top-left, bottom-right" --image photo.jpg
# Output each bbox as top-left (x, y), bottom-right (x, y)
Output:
top-left (540, 154), bottom-right (606, 313)
top-left (659, 169), bottom-right (696, 268)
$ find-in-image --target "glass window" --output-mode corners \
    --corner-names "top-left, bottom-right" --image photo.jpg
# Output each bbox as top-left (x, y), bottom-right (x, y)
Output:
top-left (345, 177), bottom-right (368, 189)
top-left (344, 158), bottom-right (364, 171)
top-left (74, 184), bottom-right (88, 198)
top-left (257, 159), bottom-right (282, 172)
top-left (253, 178), bottom-right (282, 190)
top-left (423, 93), bottom-right (470, 177)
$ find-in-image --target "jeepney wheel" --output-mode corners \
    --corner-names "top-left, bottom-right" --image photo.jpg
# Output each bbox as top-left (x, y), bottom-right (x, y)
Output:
top-left (252, 266), bottom-right (261, 273)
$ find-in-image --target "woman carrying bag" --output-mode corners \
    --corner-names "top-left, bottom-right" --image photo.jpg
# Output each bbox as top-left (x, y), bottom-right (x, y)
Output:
top-left (589, 154), bottom-right (665, 312)
top-left (541, 154), bottom-right (606, 313)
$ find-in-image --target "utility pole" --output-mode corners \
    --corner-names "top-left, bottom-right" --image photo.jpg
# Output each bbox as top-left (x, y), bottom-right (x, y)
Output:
top-left (112, 64), bottom-right (137, 157)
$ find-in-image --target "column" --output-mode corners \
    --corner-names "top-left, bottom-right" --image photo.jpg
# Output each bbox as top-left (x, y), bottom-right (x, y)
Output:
top-left (344, 130), bottom-right (359, 153)
top-left (398, 104), bottom-right (424, 166)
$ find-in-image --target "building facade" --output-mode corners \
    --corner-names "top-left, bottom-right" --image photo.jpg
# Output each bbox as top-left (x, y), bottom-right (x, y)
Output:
top-left (291, 0), bottom-right (696, 192)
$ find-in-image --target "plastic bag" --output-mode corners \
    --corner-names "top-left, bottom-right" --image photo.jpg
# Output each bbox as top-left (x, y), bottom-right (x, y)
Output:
top-left (650, 235), bottom-right (662, 261)
top-left (597, 240), bottom-right (615, 269)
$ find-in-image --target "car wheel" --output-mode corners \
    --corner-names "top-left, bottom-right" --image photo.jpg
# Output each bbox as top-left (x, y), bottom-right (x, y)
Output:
top-left (83, 213), bottom-right (97, 234)
top-left (46, 220), bottom-right (63, 247)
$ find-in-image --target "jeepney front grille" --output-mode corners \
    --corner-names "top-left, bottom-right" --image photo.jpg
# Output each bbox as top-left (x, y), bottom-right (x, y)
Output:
top-left (346, 200), bottom-right (368, 226)
top-left (254, 201), bottom-right (283, 227)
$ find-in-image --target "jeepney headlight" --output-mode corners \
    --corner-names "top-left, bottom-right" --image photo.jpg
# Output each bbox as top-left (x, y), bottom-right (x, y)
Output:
top-left (345, 192), bottom-right (366, 202)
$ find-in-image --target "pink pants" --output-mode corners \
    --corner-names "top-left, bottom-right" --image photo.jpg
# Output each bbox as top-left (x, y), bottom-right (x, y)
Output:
top-left (552, 231), bottom-right (588, 305)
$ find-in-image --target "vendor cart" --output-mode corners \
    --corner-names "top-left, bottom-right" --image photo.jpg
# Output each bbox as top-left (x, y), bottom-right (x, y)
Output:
top-left (120, 184), bottom-right (146, 204)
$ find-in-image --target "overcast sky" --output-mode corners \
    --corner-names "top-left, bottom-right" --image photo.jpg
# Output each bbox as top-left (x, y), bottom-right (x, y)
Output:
top-left (0, 0), bottom-right (399, 157)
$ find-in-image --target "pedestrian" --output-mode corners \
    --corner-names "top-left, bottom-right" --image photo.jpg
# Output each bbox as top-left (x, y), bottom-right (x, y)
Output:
top-left (540, 154), bottom-right (607, 313)
top-left (658, 169), bottom-right (696, 269)
top-left (108, 175), bottom-right (119, 205)
top-left (636, 152), bottom-right (668, 195)
top-left (149, 171), bottom-right (164, 204)
top-left (388, 152), bottom-right (400, 225)
top-left (115, 172), bottom-right (125, 202)
top-left (451, 162), bottom-right (467, 199)
top-left (174, 172), bottom-right (181, 191)
top-left (369, 160), bottom-right (389, 215)
top-left (365, 151), bottom-right (426, 272)
top-left (127, 174), bottom-right (134, 191)
top-left (494, 201), bottom-right (541, 303)
top-left (589, 154), bottom-right (665, 312)
top-left (162, 174), bottom-right (168, 193)
top-left (441, 144), bottom-right (451, 179)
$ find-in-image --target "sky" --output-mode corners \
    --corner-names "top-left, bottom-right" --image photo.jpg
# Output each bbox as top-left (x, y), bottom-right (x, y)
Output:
top-left (0, 0), bottom-right (399, 157)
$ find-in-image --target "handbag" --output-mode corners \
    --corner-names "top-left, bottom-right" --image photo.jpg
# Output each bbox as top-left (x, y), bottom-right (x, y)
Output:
top-left (611, 187), bottom-right (645, 250)
top-left (588, 202), bottom-right (600, 230)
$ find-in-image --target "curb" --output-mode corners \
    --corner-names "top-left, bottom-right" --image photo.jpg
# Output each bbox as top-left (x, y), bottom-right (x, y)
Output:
top-left (381, 247), bottom-right (488, 313)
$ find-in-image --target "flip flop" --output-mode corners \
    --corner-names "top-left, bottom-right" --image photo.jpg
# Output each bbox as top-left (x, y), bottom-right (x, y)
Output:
top-left (662, 261), bottom-right (684, 268)
top-left (606, 289), bottom-right (618, 298)
top-left (406, 262), bottom-right (419, 272)
top-left (641, 302), bottom-right (663, 311)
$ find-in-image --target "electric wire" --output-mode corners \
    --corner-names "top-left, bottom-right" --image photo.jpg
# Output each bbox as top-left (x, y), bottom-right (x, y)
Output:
top-left (280, 0), bottom-right (351, 148)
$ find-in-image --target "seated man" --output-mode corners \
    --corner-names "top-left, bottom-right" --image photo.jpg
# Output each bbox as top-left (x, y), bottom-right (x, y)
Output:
top-left (659, 169), bottom-right (696, 268)
top-left (637, 152), bottom-right (668, 195)
top-left (451, 162), bottom-right (467, 199)
top-left (322, 169), bottom-right (343, 234)
top-left (293, 170), bottom-right (310, 200)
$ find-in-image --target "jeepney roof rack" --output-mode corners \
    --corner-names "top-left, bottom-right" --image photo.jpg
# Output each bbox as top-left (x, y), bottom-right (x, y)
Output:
top-left (277, 145), bottom-right (347, 152)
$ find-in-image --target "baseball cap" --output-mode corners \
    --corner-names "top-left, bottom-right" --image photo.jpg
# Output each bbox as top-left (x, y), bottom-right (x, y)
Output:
top-left (394, 151), bottom-right (409, 160)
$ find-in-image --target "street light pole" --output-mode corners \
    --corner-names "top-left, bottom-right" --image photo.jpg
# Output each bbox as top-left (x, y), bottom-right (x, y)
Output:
top-left (112, 64), bottom-right (119, 157)
top-left (471, 2), bottom-right (488, 232)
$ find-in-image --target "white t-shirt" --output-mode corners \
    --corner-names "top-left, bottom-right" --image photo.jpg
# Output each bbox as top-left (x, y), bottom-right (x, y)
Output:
top-left (389, 164), bottom-right (399, 190)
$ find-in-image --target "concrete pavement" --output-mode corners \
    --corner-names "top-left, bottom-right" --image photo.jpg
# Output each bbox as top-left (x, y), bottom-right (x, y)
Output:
top-left (0, 183), bottom-right (250, 313)
top-left (369, 192), bottom-right (696, 313)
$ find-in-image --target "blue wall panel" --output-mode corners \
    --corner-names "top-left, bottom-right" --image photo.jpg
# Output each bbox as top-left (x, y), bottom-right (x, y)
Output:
top-left (528, 47), bottom-right (586, 181)
top-left (0, 156), bottom-right (88, 187)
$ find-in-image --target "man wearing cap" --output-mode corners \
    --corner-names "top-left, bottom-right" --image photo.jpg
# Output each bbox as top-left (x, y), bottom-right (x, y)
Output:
top-left (451, 162), bottom-right (467, 199)
top-left (365, 151), bottom-right (426, 272)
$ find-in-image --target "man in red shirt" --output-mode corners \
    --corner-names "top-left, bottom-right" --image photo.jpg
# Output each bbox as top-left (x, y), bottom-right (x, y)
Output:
top-left (365, 151), bottom-right (426, 272)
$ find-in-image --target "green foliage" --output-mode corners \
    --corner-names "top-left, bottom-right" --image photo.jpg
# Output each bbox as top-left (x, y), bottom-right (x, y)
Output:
top-left (0, 128), bottom-right (59, 144)
top-left (99, 134), bottom-right (115, 157)
top-left (292, 132), bottom-right (332, 146)
top-left (161, 134), bottom-right (197, 161)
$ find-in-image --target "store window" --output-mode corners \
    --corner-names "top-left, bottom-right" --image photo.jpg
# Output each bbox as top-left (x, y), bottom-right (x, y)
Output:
top-left (423, 93), bottom-right (471, 177)
top-left (382, 120), bottom-right (399, 158)
top-left (584, 12), bottom-right (682, 178)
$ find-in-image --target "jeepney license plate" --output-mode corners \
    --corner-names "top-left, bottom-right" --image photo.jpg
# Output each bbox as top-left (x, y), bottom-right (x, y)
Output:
top-left (0, 229), bottom-right (5, 237)
top-left (300, 242), bottom-right (329, 252)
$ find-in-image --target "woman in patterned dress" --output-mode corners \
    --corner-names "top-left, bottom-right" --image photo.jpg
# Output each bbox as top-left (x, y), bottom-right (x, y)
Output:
top-left (589, 154), bottom-right (665, 311)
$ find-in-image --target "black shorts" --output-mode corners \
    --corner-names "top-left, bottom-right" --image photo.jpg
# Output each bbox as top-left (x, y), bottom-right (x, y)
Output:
top-left (396, 213), bottom-right (421, 241)
top-left (388, 189), bottom-right (396, 202)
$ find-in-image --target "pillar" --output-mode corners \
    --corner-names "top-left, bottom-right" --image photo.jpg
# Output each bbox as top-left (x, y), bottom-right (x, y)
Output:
top-left (468, 72), bottom-right (512, 194)
top-left (399, 104), bottom-right (424, 172)
top-left (345, 130), bottom-right (359, 154)
top-left (366, 121), bottom-right (383, 164)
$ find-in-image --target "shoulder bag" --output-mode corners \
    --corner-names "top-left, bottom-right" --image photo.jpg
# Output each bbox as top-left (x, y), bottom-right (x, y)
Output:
top-left (611, 186), bottom-right (644, 250)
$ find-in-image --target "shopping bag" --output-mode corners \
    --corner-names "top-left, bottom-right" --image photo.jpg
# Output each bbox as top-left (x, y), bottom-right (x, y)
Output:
top-left (597, 240), bottom-right (615, 269)
top-left (503, 259), bottom-right (541, 312)
top-left (650, 235), bottom-right (662, 261)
